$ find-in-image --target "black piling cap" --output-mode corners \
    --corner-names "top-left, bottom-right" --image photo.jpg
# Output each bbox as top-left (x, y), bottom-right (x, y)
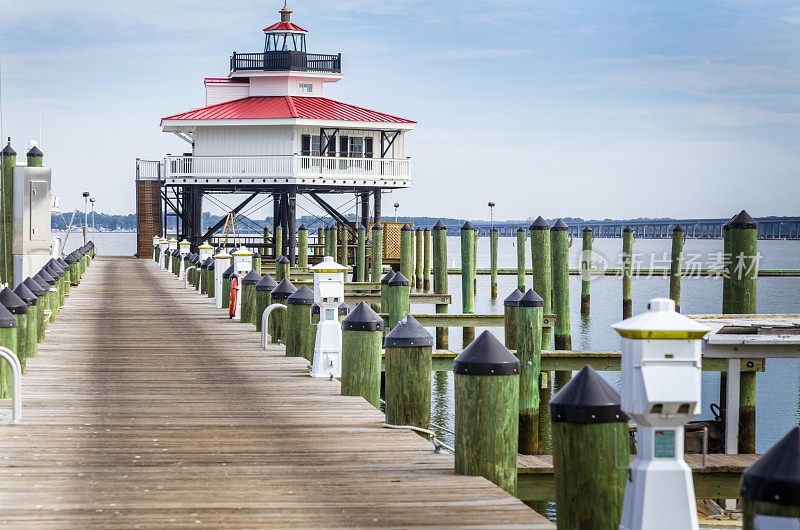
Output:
top-left (222, 265), bottom-right (235, 279)
top-left (372, 221), bottom-right (383, 230)
top-left (550, 366), bottom-right (626, 423)
top-left (298, 223), bottom-right (307, 231)
top-left (207, 261), bottom-right (215, 271)
top-left (583, 226), bottom-right (592, 233)
top-left (252, 252), bottom-right (261, 260)
top-left (23, 277), bottom-right (46, 297)
top-left (401, 224), bottom-right (413, 231)
top-left (201, 257), bottom-right (213, 269)
top-left (530, 216), bottom-right (551, 231)
top-left (33, 272), bottom-right (53, 288)
top-left (256, 273), bottom-right (278, 292)
top-left (454, 330), bottom-right (520, 376)
top-left (519, 289), bottom-right (543, 307)
top-left (416, 227), bottom-right (423, 232)
top-left (286, 285), bottom-right (314, 305)
top-left (47, 259), bottom-right (64, 273)
top-left (461, 221), bottom-right (475, 231)
top-left (740, 427), bottom-right (800, 506)
top-left (433, 220), bottom-right (446, 230)
top-left (241, 270), bottom-right (262, 285)
top-left (2, 138), bottom-right (16, 156)
top-left (388, 271), bottom-right (410, 287)
top-left (673, 224), bottom-right (684, 232)
top-left (86, 241), bottom-right (95, 250)
top-left (423, 226), bottom-right (430, 232)
top-left (271, 278), bottom-right (297, 300)
top-left (380, 271), bottom-right (396, 285)
top-left (27, 145), bottom-right (43, 157)
top-left (384, 315), bottom-right (433, 348)
top-left (37, 269), bottom-right (56, 285)
top-left (517, 226), bottom-right (525, 233)
top-left (0, 303), bottom-right (16, 328)
top-left (342, 302), bottom-right (383, 332)
top-left (311, 302), bottom-right (349, 316)
top-left (623, 225), bottom-right (633, 233)
top-left (360, 222), bottom-right (368, 230)
top-left (56, 257), bottom-right (68, 269)
top-left (504, 289), bottom-right (523, 307)
top-left (730, 209), bottom-right (757, 230)
top-left (65, 253), bottom-right (78, 264)
top-left (13, 283), bottom-right (36, 306)
top-left (0, 288), bottom-right (28, 315)
top-left (552, 219), bottom-right (568, 231)
top-left (276, 255), bottom-right (290, 264)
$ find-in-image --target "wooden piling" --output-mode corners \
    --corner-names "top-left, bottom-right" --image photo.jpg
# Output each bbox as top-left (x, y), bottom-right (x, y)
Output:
top-left (1, 140), bottom-right (16, 285)
top-left (222, 266), bottom-right (234, 309)
top-left (0, 288), bottom-right (28, 373)
top-left (23, 278), bottom-right (46, 343)
top-left (339, 224), bottom-right (348, 270)
top-left (580, 227), bottom-right (592, 315)
top-left (270, 279), bottom-right (296, 344)
top-left (274, 227), bottom-right (283, 260)
top-left (529, 216), bottom-right (552, 451)
top-left (400, 224), bottom-right (414, 289)
top-left (669, 225), bottom-right (685, 312)
top-left (729, 209), bottom-right (758, 454)
top-left (517, 289), bottom-right (543, 454)
top-left (551, 366), bottom-right (628, 529)
top-left (423, 227), bottom-right (431, 292)
top-left (371, 222), bottom-right (383, 284)
top-left (297, 224), bottom-right (308, 269)
top-left (384, 315), bottom-right (433, 430)
top-left (0, 304), bottom-right (18, 399)
top-left (551, 219), bottom-right (572, 351)
top-left (503, 289), bottom-right (522, 350)
top-left (240, 270), bottom-right (261, 326)
top-left (379, 270), bottom-right (394, 315)
top-left (341, 302), bottom-right (384, 408)
top-left (461, 222), bottom-right (476, 346)
top-left (254, 274), bottom-right (277, 333)
top-left (415, 227), bottom-right (424, 291)
top-left (206, 262), bottom-right (215, 299)
top-left (275, 255), bottom-right (290, 281)
top-left (740, 427), bottom-right (800, 530)
top-left (490, 227), bottom-right (499, 299)
top-left (316, 227), bottom-right (323, 257)
top-left (516, 227), bottom-right (526, 292)
top-left (285, 285), bottom-right (314, 361)
top-left (356, 223), bottom-right (366, 282)
top-left (622, 225), bottom-right (634, 319)
top-left (385, 272), bottom-right (410, 331)
top-left (722, 220), bottom-right (731, 314)
top-left (432, 221), bottom-right (449, 349)
top-left (13, 283), bottom-right (37, 363)
top-left (454, 331), bottom-right (520, 495)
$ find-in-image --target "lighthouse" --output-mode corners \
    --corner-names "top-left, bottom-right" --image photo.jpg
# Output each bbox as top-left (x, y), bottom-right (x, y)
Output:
top-left (136, 1), bottom-right (415, 260)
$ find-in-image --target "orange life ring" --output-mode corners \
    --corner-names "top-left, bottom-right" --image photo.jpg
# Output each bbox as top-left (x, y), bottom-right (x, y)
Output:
top-left (229, 276), bottom-right (239, 318)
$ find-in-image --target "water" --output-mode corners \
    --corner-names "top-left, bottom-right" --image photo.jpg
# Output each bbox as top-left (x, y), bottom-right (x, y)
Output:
top-left (77, 231), bottom-right (800, 454)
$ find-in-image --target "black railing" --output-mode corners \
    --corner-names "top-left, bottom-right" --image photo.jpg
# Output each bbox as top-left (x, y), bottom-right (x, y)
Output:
top-left (230, 51), bottom-right (341, 73)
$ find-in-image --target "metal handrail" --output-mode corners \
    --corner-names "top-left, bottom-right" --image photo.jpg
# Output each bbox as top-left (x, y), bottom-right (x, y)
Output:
top-left (261, 304), bottom-right (287, 349)
top-left (0, 346), bottom-right (22, 423)
top-left (184, 266), bottom-right (197, 290)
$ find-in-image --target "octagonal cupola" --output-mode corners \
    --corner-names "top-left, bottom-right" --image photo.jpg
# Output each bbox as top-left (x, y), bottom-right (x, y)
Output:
top-left (263, 1), bottom-right (307, 53)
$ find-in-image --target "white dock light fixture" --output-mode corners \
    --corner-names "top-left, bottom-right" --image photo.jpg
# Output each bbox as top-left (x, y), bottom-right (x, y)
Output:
top-left (198, 241), bottom-right (214, 261)
top-left (310, 256), bottom-right (347, 378)
top-left (213, 248), bottom-right (232, 309)
top-left (167, 237), bottom-right (178, 270)
top-left (159, 237), bottom-right (169, 269)
top-left (613, 297), bottom-right (710, 530)
top-left (178, 239), bottom-right (191, 280)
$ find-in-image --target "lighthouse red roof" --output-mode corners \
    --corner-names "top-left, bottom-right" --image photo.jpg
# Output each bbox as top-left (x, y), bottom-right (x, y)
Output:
top-left (263, 21), bottom-right (307, 33)
top-left (161, 96), bottom-right (415, 124)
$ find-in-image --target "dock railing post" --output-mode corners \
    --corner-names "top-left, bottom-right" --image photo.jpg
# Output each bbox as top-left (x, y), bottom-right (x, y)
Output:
top-left (454, 331), bottom-right (520, 495)
top-left (460, 222), bottom-right (476, 346)
top-left (285, 286), bottom-right (315, 361)
top-left (580, 226), bottom-right (593, 315)
top-left (341, 302), bottom-right (384, 408)
top-left (551, 365), bottom-right (628, 529)
top-left (384, 315), bottom-right (433, 430)
top-left (432, 221), bottom-right (448, 349)
top-left (517, 289), bottom-right (543, 454)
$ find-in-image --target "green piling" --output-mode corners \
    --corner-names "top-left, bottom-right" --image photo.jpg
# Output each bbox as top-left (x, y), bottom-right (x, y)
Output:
top-left (490, 227), bottom-right (499, 299)
top-left (1, 139), bottom-right (16, 285)
top-left (423, 227), bottom-right (431, 292)
top-left (24, 277), bottom-right (46, 343)
top-left (275, 226), bottom-right (283, 259)
top-left (503, 289), bottom-right (522, 350)
top-left (0, 304), bottom-right (18, 399)
top-left (454, 331), bottom-right (520, 495)
top-left (400, 224), bottom-right (414, 289)
top-left (341, 302), bottom-right (384, 408)
top-left (222, 265), bottom-right (234, 309)
top-left (722, 220), bottom-right (731, 314)
top-left (356, 223), bottom-right (366, 282)
top-left (517, 289), bottom-right (543, 454)
top-left (385, 272), bottom-right (410, 331)
top-left (13, 283), bottom-right (37, 364)
top-left (581, 226), bottom-right (593, 315)
top-left (516, 227), bottom-right (526, 292)
top-left (285, 286), bottom-right (315, 361)
top-left (669, 225), bottom-right (685, 312)
top-left (240, 270), bottom-right (261, 326)
top-left (339, 224), bottom-right (348, 271)
top-left (270, 279), bottom-right (296, 344)
top-left (461, 222), bottom-right (476, 346)
top-left (317, 227), bottom-right (324, 257)
top-left (297, 225), bottom-right (308, 268)
top-left (254, 274), bottom-right (277, 333)
top-left (622, 225), bottom-right (634, 319)
top-left (414, 227), bottom-right (424, 291)
top-left (0, 288), bottom-right (28, 373)
top-left (530, 216), bottom-right (553, 450)
top-left (276, 255), bottom-right (290, 281)
top-left (370, 222), bottom-right (383, 284)
top-left (384, 315), bottom-right (433, 430)
top-left (729, 210), bottom-right (758, 454)
top-left (206, 262), bottom-right (216, 299)
top-left (551, 219), bottom-right (572, 351)
top-left (551, 366), bottom-right (629, 530)
top-left (432, 221), bottom-right (449, 349)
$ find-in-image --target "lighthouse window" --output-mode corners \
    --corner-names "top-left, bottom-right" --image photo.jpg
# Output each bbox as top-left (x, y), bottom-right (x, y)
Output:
top-left (299, 83), bottom-right (313, 93)
top-left (349, 137), bottom-right (364, 158)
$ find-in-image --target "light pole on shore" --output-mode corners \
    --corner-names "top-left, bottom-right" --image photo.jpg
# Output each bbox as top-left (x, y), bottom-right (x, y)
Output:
top-left (394, 203), bottom-right (399, 224)
top-left (82, 192), bottom-right (90, 244)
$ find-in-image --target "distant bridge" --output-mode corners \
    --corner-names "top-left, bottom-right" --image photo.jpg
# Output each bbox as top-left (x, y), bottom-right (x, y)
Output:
top-left (444, 217), bottom-right (800, 239)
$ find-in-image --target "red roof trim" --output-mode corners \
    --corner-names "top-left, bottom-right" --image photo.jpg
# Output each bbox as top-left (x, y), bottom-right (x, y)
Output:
top-left (263, 21), bottom-right (307, 33)
top-left (161, 96), bottom-right (415, 124)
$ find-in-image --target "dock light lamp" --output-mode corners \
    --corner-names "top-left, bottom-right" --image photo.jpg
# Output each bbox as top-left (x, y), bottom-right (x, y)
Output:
top-left (198, 241), bottom-right (214, 262)
top-left (613, 297), bottom-right (710, 530)
top-left (90, 198), bottom-right (96, 238)
top-left (82, 192), bottom-right (90, 244)
top-left (178, 239), bottom-right (191, 280)
top-left (167, 237), bottom-right (178, 270)
top-left (394, 203), bottom-right (399, 223)
top-left (309, 256), bottom-right (347, 379)
top-left (213, 248), bottom-right (233, 309)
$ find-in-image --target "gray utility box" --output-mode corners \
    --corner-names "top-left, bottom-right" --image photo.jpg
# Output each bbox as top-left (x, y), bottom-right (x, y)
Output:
top-left (13, 166), bottom-right (52, 287)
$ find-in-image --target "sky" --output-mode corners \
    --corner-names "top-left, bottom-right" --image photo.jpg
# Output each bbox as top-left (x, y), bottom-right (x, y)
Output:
top-left (1, 0), bottom-right (799, 221)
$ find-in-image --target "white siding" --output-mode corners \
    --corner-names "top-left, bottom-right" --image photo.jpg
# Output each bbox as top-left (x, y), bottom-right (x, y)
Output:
top-left (249, 77), bottom-right (289, 96)
top-left (205, 84), bottom-right (250, 106)
top-left (288, 78), bottom-right (325, 97)
top-left (194, 126), bottom-right (294, 156)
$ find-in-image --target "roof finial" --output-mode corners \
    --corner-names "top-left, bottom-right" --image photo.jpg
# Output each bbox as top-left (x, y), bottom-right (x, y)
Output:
top-left (279, 0), bottom-right (292, 23)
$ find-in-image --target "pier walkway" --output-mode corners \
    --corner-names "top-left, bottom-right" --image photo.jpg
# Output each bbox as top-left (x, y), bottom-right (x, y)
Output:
top-left (0, 257), bottom-right (551, 528)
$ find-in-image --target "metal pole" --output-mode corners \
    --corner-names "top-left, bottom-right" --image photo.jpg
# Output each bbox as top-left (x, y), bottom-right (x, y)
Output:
top-left (82, 192), bottom-right (89, 245)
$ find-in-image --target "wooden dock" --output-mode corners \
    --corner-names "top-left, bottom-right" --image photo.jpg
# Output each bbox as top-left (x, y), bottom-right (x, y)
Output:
top-left (0, 257), bottom-right (553, 528)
